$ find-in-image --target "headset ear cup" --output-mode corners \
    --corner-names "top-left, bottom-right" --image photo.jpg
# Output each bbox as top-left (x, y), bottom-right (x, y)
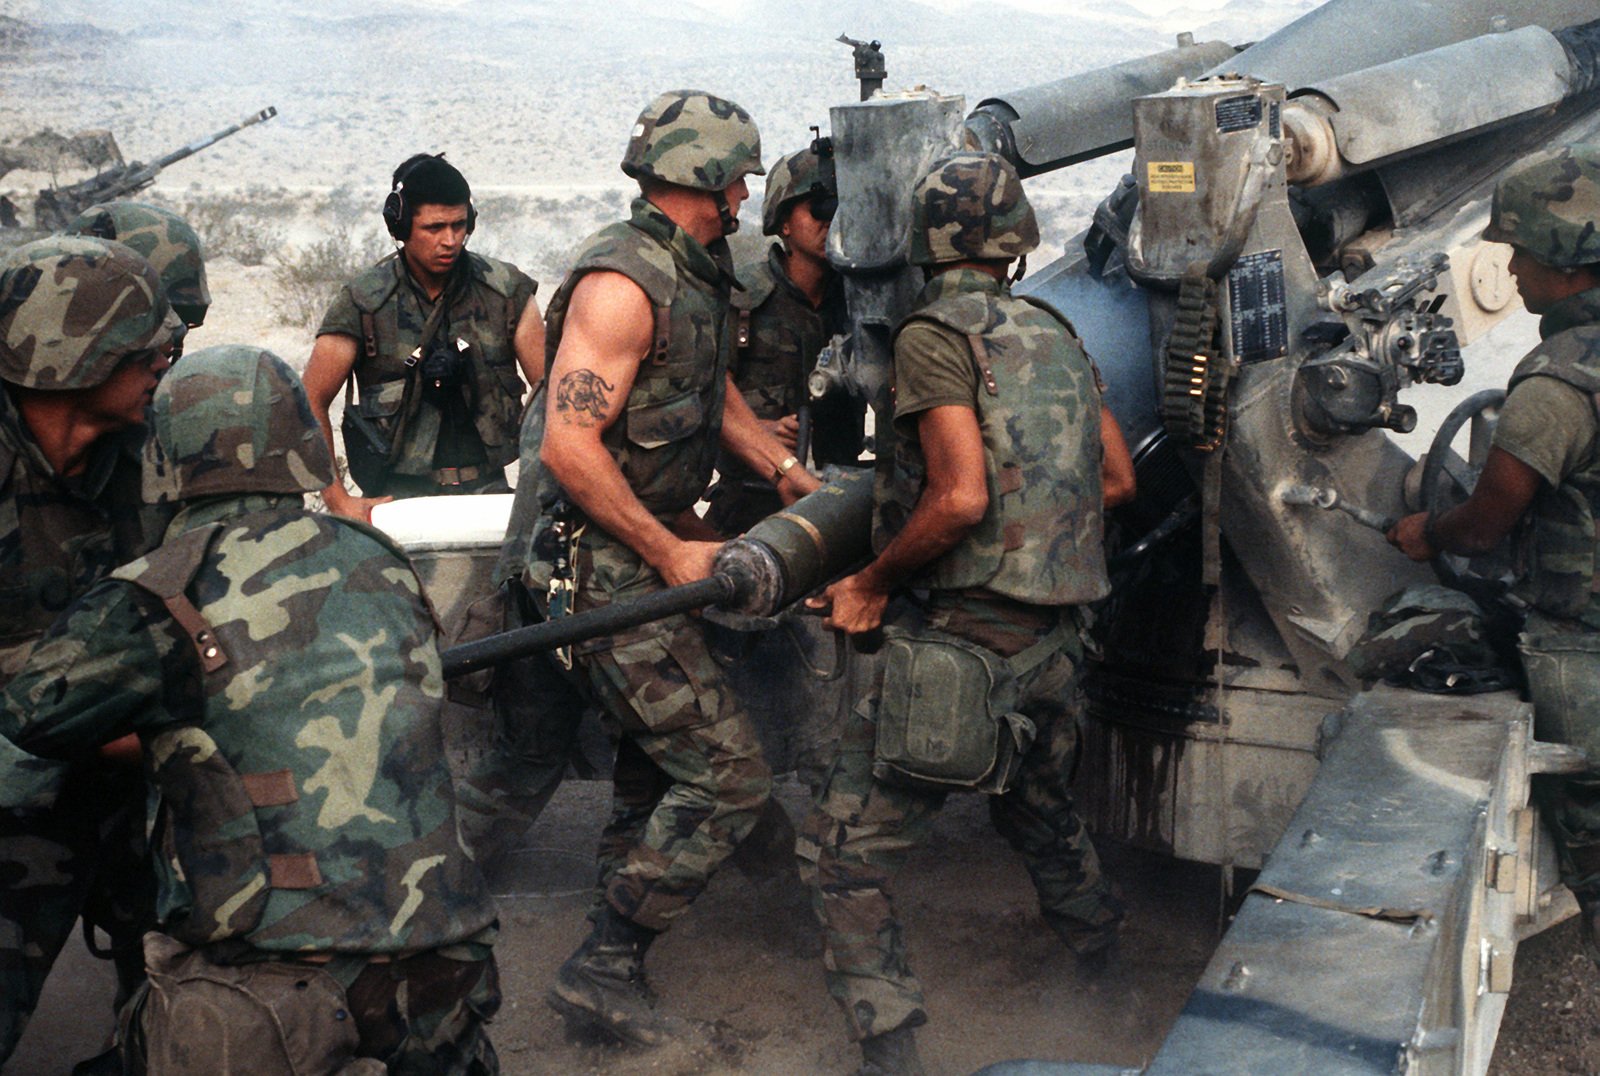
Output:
top-left (466, 201), bottom-right (477, 235)
top-left (382, 189), bottom-right (407, 240)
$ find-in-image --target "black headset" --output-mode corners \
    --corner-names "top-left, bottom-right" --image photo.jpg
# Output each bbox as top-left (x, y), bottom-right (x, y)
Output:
top-left (382, 154), bottom-right (477, 241)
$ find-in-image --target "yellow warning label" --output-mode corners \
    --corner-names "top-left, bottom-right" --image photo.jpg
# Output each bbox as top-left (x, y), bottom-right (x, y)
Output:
top-left (1148, 161), bottom-right (1195, 193)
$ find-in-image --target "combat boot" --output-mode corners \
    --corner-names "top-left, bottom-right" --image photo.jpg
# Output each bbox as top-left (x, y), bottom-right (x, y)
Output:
top-left (546, 906), bottom-right (682, 1047)
top-left (1045, 884), bottom-right (1126, 975)
top-left (857, 1024), bottom-right (926, 1076)
top-left (1575, 891), bottom-right (1600, 970)
top-left (1045, 914), bottom-right (1122, 977)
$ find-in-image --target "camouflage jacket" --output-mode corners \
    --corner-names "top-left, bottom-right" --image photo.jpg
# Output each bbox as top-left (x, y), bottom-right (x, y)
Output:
top-left (0, 387), bottom-right (157, 683)
top-left (320, 251), bottom-right (535, 477)
top-left (0, 493), bottom-right (496, 956)
top-left (877, 269), bottom-right (1110, 606)
top-left (1505, 284), bottom-right (1600, 627)
top-left (502, 197), bottom-right (735, 585)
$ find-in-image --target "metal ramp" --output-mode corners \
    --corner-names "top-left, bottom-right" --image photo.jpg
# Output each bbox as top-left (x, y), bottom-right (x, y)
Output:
top-left (983, 686), bottom-right (1580, 1076)
top-left (1150, 686), bottom-right (1575, 1075)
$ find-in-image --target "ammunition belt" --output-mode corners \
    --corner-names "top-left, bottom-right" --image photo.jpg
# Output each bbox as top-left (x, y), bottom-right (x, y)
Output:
top-left (1160, 267), bottom-right (1230, 452)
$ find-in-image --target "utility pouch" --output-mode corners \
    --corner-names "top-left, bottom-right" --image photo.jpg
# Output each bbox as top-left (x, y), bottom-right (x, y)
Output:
top-left (872, 629), bottom-right (1038, 795)
top-left (340, 398), bottom-right (393, 496)
top-left (126, 932), bottom-right (384, 1075)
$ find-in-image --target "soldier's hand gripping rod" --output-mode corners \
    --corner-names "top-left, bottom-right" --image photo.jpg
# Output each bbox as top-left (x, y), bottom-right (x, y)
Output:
top-left (1279, 484), bottom-right (1397, 533)
top-left (443, 573), bottom-right (740, 679)
top-left (440, 470), bottom-right (877, 680)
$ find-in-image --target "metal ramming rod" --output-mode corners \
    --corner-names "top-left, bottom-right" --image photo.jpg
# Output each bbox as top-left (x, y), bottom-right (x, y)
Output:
top-left (440, 469), bottom-right (877, 679)
top-left (442, 574), bottom-right (738, 679)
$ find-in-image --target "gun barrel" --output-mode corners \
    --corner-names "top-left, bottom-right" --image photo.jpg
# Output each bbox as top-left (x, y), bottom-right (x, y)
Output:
top-left (150, 106), bottom-right (278, 171)
top-left (966, 37), bottom-right (1236, 178)
top-left (442, 573), bottom-right (737, 679)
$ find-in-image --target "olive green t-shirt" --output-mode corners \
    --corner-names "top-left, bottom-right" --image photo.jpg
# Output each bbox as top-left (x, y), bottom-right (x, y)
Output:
top-left (316, 283), bottom-right (371, 340)
top-left (1492, 375), bottom-right (1598, 487)
top-left (892, 319), bottom-right (977, 435)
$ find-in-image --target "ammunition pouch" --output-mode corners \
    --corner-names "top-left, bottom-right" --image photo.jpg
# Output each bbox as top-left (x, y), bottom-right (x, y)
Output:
top-left (123, 932), bottom-right (384, 1076)
top-left (872, 620), bottom-right (1067, 795)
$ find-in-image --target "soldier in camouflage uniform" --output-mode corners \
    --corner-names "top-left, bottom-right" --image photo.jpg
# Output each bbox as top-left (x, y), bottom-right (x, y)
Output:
top-left (303, 153), bottom-right (542, 519)
top-left (799, 153), bottom-right (1135, 1076)
top-left (0, 236), bottom-right (179, 1065)
top-left (65, 200), bottom-right (212, 330)
top-left (705, 144), bottom-right (862, 536)
top-left (498, 89), bottom-right (820, 1046)
top-left (0, 345), bottom-right (501, 1074)
top-left (1389, 143), bottom-right (1600, 965)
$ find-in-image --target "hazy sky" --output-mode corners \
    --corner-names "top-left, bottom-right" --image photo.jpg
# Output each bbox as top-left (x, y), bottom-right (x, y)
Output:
top-left (900, 0), bottom-right (1234, 11)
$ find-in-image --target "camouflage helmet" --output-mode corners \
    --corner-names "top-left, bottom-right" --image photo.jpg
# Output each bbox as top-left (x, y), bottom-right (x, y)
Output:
top-left (621, 90), bottom-right (764, 192)
top-left (1483, 144), bottom-right (1600, 268)
top-left (910, 152), bottom-right (1039, 266)
top-left (142, 344), bottom-right (335, 504)
top-left (65, 201), bottom-right (210, 326)
top-left (0, 235), bottom-right (173, 390)
top-left (762, 147), bottom-right (824, 236)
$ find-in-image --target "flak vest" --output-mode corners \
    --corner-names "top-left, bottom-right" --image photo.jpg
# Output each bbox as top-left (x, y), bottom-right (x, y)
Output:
top-left (876, 278), bottom-right (1111, 606)
top-left (0, 399), bottom-right (153, 684)
top-left (343, 251), bottom-right (529, 476)
top-left (1505, 327), bottom-right (1600, 627)
top-left (728, 245), bottom-right (815, 422)
top-left (533, 199), bottom-right (735, 527)
top-left (113, 509), bottom-right (495, 955)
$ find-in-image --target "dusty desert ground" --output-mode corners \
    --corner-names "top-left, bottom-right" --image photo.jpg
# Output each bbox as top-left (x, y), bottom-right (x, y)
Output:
top-left (3, 0), bottom-right (1597, 1072)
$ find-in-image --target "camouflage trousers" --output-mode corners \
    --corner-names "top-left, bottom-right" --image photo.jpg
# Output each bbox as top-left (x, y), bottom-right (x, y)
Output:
top-left (124, 934), bottom-right (499, 1075)
top-left (0, 762), bottom-right (151, 1063)
top-left (575, 613), bottom-right (772, 932)
top-left (798, 603), bottom-right (1121, 1042)
top-left (1521, 613), bottom-right (1600, 895)
top-left (708, 613), bottom-right (857, 793)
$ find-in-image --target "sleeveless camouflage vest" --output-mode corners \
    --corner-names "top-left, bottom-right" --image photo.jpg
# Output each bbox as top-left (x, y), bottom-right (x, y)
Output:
top-left (876, 270), bottom-right (1110, 606)
top-left (113, 506), bottom-right (495, 955)
top-left (533, 197), bottom-right (735, 524)
top-left (730, 245), bottom-right (814, 422)
top-left (344, 251), bottom-right (531, 476)
top-left (713, 245), bottom-right (812, 493)
top-left (718, 244), bottom-right (857, 475)
top-left (1505, 296), bottom-right (1600, 626)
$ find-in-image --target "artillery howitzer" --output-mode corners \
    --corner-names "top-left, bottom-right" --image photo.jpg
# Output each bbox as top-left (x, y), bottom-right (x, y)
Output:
top-left (384, 3), bottom-right (1600, 1068)
top-left (731, 5), bottom-right (1600, 1071)
top-left (28, 106), bottom-right (277, 231)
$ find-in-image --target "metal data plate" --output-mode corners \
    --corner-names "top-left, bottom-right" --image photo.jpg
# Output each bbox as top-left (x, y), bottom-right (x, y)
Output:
top-left (1228, 250), bottom-right (1288, 363)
